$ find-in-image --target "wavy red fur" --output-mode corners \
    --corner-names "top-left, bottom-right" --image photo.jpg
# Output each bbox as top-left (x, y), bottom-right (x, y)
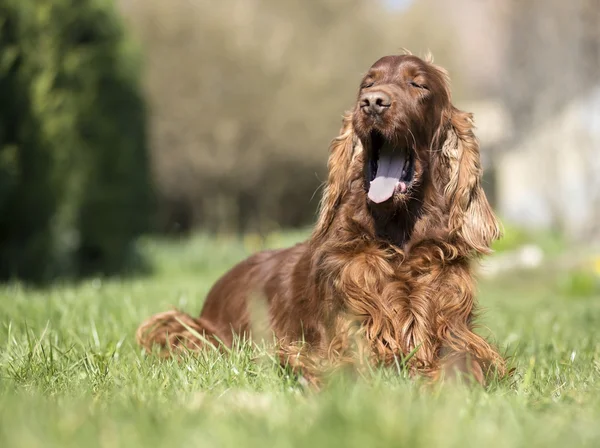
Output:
top-left (137, 54), bottom-right (506, 385)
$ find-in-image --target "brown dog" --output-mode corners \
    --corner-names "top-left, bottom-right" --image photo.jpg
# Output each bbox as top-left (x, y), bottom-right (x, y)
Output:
top-left (137, 53), bottom-right (505, 384)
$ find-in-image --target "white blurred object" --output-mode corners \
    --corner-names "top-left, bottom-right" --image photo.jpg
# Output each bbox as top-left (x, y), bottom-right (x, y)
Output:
top-left (519, 244), bottom-right (544, 269)
top-left (479, 244), bottom-right (544, 278)
top-left (496, 86), bottom-right (600, 241)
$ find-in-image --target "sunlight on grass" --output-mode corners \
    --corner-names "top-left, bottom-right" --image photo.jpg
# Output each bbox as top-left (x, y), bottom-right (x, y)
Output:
top-left (1, 232), bottom-right (599, 447)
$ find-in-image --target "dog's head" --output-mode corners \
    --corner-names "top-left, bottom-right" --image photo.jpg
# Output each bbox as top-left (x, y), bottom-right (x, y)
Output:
top-left (352, 54), bottom-right (450, 206)
top-left (315, 53), bottom-right (500, 253)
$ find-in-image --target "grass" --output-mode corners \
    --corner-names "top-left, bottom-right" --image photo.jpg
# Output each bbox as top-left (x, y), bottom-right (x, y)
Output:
top-left (1, 230), bottom-right (600, 448)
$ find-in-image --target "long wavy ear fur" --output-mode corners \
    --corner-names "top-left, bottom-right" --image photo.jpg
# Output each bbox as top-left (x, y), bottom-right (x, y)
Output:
top-left (312, 112), bottom-right (358, 241)
top-left (439, 107), bottom-right (501, 254)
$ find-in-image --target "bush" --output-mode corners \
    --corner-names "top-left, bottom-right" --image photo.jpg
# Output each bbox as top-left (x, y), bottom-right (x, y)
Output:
top-left (0, 0), bottom-right (153, 282)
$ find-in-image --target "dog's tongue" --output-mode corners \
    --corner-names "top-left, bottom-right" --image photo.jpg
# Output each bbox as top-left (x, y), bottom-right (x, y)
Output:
top-left (368, 144), bottom-right (406, 204)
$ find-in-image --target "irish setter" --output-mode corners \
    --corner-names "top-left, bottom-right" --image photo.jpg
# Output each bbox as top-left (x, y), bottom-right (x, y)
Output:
top-left (137, 53), bottom-right (506, 385)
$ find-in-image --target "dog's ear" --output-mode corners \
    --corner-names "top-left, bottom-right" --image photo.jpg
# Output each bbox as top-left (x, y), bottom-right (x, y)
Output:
top-left (435, 107), bottom-right (501, 254)
top-left (312, 112), bottom-right (360, 241)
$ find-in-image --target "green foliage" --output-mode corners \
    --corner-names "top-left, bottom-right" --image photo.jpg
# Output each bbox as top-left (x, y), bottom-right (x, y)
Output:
top-left (1, 234), bottom-right (600, 447)
top-left (492, 222), bottom-right (566, 255)
top-left (0, 0), bottom-right (153, 281)
top-left (491, 224), bottom-right (530, 253)
top-left (559, 267), bottom-right (600, 298)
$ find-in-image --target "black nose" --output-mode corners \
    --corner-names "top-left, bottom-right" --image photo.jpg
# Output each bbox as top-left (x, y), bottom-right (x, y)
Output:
top-left (360, 91), bottom-right (391, 115)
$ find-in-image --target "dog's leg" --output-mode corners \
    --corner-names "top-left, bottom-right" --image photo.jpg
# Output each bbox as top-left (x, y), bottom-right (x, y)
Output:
top-left (399, 255), bottom-right (505, 384)
top-left (430, 274), bottom-right (506, 384)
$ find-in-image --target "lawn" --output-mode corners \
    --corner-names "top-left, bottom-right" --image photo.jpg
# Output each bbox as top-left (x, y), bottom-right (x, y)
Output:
top-left (1, 231), bottom-right (599, 448)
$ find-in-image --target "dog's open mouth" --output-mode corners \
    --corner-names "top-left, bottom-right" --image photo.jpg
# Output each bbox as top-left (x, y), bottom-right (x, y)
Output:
top-left (366, 131), bottom-right (415, 204)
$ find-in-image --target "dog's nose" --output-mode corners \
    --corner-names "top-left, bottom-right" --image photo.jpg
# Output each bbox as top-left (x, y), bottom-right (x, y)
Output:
top-left (360, 91), bottom-right (391, 115)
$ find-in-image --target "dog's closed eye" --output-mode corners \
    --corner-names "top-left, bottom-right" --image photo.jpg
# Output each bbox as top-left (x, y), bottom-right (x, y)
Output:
top-left (409, 80), bottom-right (429, 90)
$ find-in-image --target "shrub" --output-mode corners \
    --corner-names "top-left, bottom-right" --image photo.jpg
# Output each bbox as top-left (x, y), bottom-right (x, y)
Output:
top-left (0, 0), bottom-right (153, 281)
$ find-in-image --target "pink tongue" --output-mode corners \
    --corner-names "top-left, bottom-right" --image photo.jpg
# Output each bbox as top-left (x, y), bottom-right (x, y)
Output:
top-left (368, 148), bottom-right (406, 204)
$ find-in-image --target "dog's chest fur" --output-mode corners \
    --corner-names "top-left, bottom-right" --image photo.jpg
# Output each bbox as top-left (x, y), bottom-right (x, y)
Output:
top-left (314, 239), bottom-right (447, 364)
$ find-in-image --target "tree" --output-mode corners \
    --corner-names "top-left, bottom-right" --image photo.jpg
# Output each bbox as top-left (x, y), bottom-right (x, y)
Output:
top-left (0, 0), bottom-right (153, 281)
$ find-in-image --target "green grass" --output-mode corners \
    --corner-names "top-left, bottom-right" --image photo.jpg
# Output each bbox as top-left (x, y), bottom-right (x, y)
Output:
top-left (1, 231), bottom-right (600, 448)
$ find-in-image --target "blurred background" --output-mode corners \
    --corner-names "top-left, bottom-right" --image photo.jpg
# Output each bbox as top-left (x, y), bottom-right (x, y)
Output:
top-left (0, 0), bottom-right (598, 283)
